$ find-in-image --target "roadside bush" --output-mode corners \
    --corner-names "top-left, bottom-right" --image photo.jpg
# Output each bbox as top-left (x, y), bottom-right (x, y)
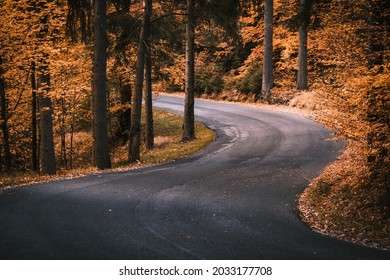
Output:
top-left (234, 63), bottom-right (262, 94)
top-left (195, 62), bottom-right (224, 95)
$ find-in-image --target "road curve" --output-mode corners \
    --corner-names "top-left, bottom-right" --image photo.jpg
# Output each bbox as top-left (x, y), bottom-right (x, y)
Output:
top-left (0, 95), bottom-right (389, 260)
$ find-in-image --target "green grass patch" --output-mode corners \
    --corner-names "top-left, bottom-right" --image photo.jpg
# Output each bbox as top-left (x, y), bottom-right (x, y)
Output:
top-left (112, 109), bottom-right (214, 166)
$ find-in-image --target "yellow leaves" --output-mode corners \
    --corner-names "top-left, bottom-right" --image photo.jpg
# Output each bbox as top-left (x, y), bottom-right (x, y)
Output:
top-left (299, 135), bottom-right (390, 250)
top-left (159, 55), bottom-right (185, 91)
top-left (109, 102), bottom-right (132, 114)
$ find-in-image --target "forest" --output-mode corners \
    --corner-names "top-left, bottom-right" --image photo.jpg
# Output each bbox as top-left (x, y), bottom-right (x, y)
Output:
top-left (0, 0), bottom-right (389, 249)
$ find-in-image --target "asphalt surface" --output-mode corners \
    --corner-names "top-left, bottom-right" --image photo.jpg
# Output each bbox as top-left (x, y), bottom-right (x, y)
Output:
top-left (1, 95), bottom-right (389, 260)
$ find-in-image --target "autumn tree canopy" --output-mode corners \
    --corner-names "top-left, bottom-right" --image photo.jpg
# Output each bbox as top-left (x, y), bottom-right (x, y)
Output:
top-left (0, 0), bottom-right (388, 207)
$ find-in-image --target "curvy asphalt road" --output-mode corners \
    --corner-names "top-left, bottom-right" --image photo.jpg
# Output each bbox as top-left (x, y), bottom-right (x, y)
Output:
top-left (1, 95), bottom-right (389, 260)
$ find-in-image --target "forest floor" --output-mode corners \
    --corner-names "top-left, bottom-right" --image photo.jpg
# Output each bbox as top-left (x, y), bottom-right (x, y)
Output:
top-left (277, 90), bottom-right (390, 252)
top-left (0, 108), bottom-right (215, 191)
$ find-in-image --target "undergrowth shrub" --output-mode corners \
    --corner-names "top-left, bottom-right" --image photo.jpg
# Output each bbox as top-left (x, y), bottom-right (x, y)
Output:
top-left (233, 63), bottom-right (262, 94)
top-left (195, 62), bottom-right (224, 95)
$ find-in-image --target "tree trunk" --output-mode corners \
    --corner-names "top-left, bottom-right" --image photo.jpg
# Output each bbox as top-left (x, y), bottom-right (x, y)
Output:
top-left (37, 58), bottom-right (56, 175)
top-left (114, 2), bottom-right (132, 145)
top-left (33, 1), bottom-right (56, 175)
top-left (297, 0), bottom-right (310, 90)
top-left (0, 57), bottom-right (11, 172)
top-left (144, 46), bottom-right (154, 150)
top-left (59, 96), bottom-right (68, 169)
top-left (119, 80), bottom-right (131, 145)
top-left (92, 0), bottom-right (111, 169)
top-left (261, 0), bottom-right (273, 100)
top-left (183, 0), bottom-right (196, 141)
top-left (129, 0), bottom-right (152, 162)
top-left (31, 61), bottom-right (38, 171)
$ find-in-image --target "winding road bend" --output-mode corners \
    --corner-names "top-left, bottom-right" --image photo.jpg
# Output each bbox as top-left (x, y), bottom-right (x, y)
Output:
top-left (1, 95), bottom-right (389, 260)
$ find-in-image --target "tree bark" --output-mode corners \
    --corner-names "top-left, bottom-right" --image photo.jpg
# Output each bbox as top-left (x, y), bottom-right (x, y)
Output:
top-left (37, 58), bottom-right (56, 175)
top-left (129, 0), bottom-right (152, 162)
top-left (119, 80), bottom-right (131, 145)
top-left (31, 61), bottom-right (38, 171)
top-left (93, 0), bottom-right (111, 169)
top-left (183, 0), bottom-right (196, 141)
top-left (144, 46), bottom-right (154, 150)
top-left (0, 57), bottom-right (11, 172)
top-left (261, 0), bottom-right (273, 100)
top-left (297, 0), bottom-right (310, 90)
top-left (35, 1), bottom-right (56, 175)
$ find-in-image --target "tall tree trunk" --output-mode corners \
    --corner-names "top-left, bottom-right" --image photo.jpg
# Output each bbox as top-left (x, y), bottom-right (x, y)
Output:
top-left (183, 0), bottom-right (196, 141)
top-left (34, 1), bottom-right (56, 175)
top-left (37, 58), bottom-right (56, 175)
top-left (144, 46), bottom-right (154, 150)
top-left (93, 0), bottom-right (111, 169)
top-left (129, 0), bottom-right (152, 162)
top-left (59, 96), bottom-right (68, 169)
top-left (114, 1), bottom-right (132, 145)
top-left (261, 0), bottom-right (273, 100)
top-left (31, 61), bottom-right (38, 171)
top-left (119, 80), bottom-right (131, 145)
top-left (0, 57), bottom-right (11, 172)
top-left (297, 0), bottom-right (310, 90)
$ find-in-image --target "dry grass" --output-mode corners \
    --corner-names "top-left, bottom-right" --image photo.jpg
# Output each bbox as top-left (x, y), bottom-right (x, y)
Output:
top-left (288, 90), bottom-right (326, 111)
top-left (111, 109), bottom-right (214, 167)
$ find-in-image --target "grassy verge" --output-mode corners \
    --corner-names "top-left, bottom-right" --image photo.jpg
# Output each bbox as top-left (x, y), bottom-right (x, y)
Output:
top-left (0, 109), bottom-right (214, 190)
top-left (111, 109), bottom-right (214, 166)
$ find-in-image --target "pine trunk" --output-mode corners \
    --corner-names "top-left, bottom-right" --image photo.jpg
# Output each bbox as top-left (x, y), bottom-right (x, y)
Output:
top-left (0, 57), bottom-right (11, 172)
top-left (261, 0), bottom-right (274, 100)
top-left (144, 47), bottom-right (154, 150)
top-left (129, 0), bottom-right (152, 162)
top-left (183, 0), bottom-right (195, 141)
top-left (297, 0), bottom-right (309, 90)
top-left (31, 61), bottom-right (38, 171)
top-left (33, 1), bottom-right (56, 175)
top-left (93, 0), bottom-right (111, 169)
top-left (37, 60), bottom-right (56, 175)
top-left (119, 80), bottom-right (131, 145)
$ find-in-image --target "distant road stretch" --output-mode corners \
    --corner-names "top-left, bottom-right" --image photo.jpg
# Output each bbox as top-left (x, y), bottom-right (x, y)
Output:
top-left (1, 95), bottom-right (389, 259)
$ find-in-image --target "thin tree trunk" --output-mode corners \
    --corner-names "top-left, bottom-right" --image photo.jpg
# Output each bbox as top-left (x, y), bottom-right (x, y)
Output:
top-left (183, 0), bottom-right (195, 141)
top-left (129, 0), bottom-right (152, 162)
top-left (116, 1), bottom-right (132, 145)
top-left (93, 0), bottom-right (111, 169)
top-left (37, 58), bottom-right (56, 175)
top-left (70, 114), bottom-right (74, 170)
top-left (119, 80), bottom-right (131, 145)
top-left (0, 57), bottom-right (11, 172)
top-left (31, 61), bottom-right (38, 171)
top-left (144, 43), bottom-right (154, 150)
top-left (60, 96), bottom-right (67, 169)
top-left (297, 0), bottom-right (310, 90)
top-left (69, 92), bottom-right (77, 170)
top-left (261, 0), bottom-right (273, 100)
top-left (34, 1), bottom-right (56, 175)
